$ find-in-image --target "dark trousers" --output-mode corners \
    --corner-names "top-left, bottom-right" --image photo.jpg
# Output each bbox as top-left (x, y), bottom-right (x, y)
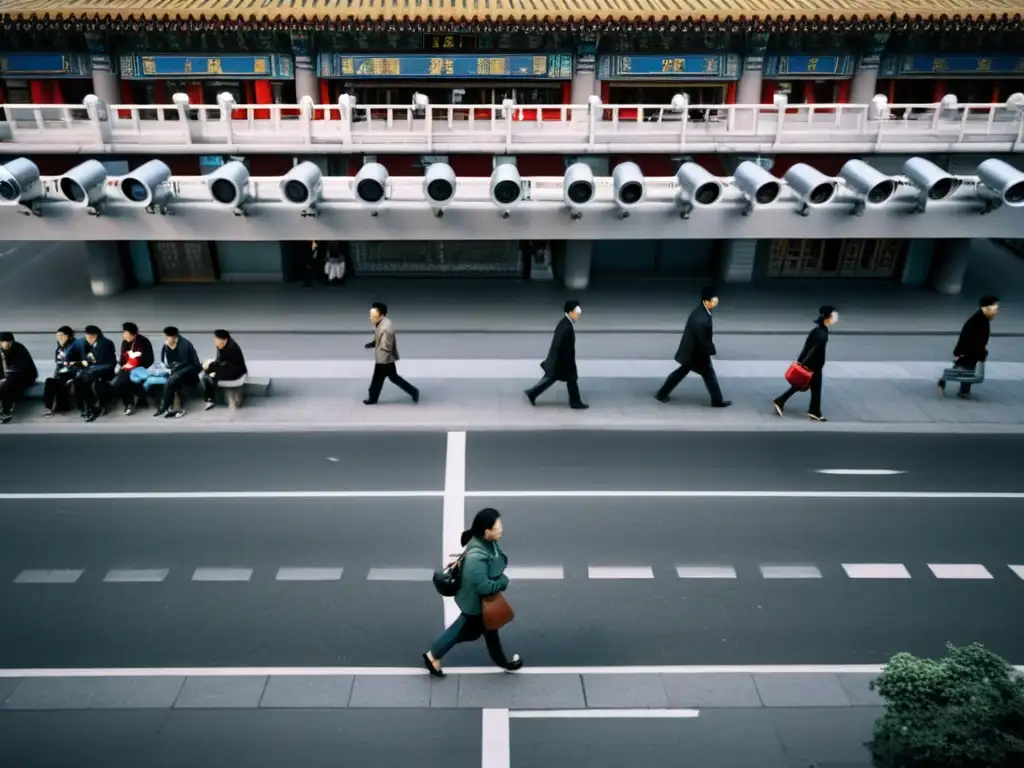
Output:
top-left (776, 369), bottom-right (823, 416)
top-left (429, 613), bottom-right (510, 668)
top-left (160, 368), bottom-right (199, 411)
top-left (367, 363), bottom-right (418, 403)
top-left (0, 373), bottom-right (33, 412)
top-left (43, 374), bottom-right (76, 411)
top-left (103, 369), bottom-right (147, 408)
top-left (941, 360), bottom-right (980, 395)
top-left (526, 375), bottom-right (583, 407)
top-left (656, 361), bottom-right (725, 405)
top-left (199, 371), bottom-right (218, 401)
top-left (73, 368), bottom-right (114, 413)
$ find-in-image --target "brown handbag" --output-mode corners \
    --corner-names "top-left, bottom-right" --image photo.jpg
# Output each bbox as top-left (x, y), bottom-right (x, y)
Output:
top-left (481, 593), bottom-right (515, 630)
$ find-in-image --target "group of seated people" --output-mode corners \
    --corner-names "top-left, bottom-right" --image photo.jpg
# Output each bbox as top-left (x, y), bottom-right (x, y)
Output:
top-left (0, 324), bottom-right (248, 424)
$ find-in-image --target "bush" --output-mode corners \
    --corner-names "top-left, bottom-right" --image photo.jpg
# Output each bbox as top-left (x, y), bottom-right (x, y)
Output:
top-left (868, 643), bottom-right (1024, 768)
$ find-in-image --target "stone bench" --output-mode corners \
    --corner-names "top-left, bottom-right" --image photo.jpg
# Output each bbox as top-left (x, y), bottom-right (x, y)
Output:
top-left (21, 377), bottom-right (272, 411)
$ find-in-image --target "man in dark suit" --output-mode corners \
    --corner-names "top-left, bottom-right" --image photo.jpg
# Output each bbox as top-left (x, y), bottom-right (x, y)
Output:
top-left (655, 287), bottom-right (731, 408)
top-left (938, 294), bottom-right (999, 399)
top-left (524, 300), bottom-right (588, 410)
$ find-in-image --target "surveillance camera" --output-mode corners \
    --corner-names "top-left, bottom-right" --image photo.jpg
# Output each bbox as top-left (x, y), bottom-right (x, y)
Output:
top-left (58, 159), bottom-right (107, 208)
top-left (612, 161), bottom-right (645, 214)
top-left (838, 159), bottom-right (896, 215)
top-left (207, 160), bottom-right (251, 209)
top-left (975, 158), bottom-right (1024, 214)
top-left (902, 157), bottom-right (961, 212)
top-left (563, 162), bottom-right (595, 213)
top-left (490, 164), bottom-right (523, 210)
top-left (281, 161), bottom-right (323, 208)
top-left (424, 162), bottom-right (457, 211)
top-left (0, 158), bottom-right (43, 206)
top-left (783, 163), bottom-right (837, 215)
top-left (676, 162), bottom-right (723, 218)
top-left (733, 160), bottom-right (781, 216)
top-left (354, 162), bottom-right (389, 206)
top-left (121, 159), bottom-right (172, 207)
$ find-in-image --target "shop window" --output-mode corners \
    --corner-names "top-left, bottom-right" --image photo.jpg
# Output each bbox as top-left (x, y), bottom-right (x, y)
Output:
top-left (767, 239), bottom-right (904, 278)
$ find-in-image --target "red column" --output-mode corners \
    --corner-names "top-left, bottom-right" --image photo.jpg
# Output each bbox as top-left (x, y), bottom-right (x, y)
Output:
top-left (836, 79), bottom-right (850, 104)
top-left (118, 79), bottom-right (133, 119)
top-left (253, 79), bottom-right (273, 120)
top-left (318, 79), bottom-right (330, 119)
top-left (802, 81), bottom-right (815, 104)
top-left (29, 80), bottom-right (51, 103)
top-left (50, 80), bottom-right (64, 104)
top-left (932, 80), bottom-right (947, 102)
top-left (760, 80), bottom-right (774, 105)
top-left (725, 82), bottom-right (737, 104)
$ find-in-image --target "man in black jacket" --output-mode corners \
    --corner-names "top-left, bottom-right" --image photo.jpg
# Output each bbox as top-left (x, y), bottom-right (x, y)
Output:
top-left (42, 326), bottom-right (83, 416)
top-left (655, 287), bottom-right (732, 408)
top-left (156, 326), bottom-right (202, 418)
top-left (938, 295), bottom-right (999, 399)
top-left (199, 329), bottom-right (248, 410)
top-left (0, 331), bottom-right (39, 423)
top-left (74, 325), bottom-right (117, 422)
top-left (110, 322), bottom-right (155, 416)
top-left (524, 300), bottom-right (588, 410)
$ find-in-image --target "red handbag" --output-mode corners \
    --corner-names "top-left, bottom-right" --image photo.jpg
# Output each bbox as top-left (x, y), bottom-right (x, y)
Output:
top-left (785, 362), bottom-right (813, 391)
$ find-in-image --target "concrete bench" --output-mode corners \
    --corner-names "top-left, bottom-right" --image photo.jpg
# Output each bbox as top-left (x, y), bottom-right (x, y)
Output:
top-left (20, 377), bottom-right (272, 411)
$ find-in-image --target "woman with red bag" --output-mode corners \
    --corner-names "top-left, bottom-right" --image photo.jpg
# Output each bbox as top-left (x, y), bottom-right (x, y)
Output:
top-left (772, 305), bottom-right (838, 422)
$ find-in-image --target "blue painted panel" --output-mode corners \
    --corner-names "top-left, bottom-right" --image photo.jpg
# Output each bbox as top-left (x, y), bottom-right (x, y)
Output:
top-left (120, 54), bottom-right (294, 80)
top-left (0, 52), bottom-right (92, 77)
top-left (880, 54), bottom-right (1024, 77)
top-left (763, 55), bottom-right (854, 79)
top-left (318, 53), bottom-right (573, 79)
top-left (597, 54), bottom-right (740, 80)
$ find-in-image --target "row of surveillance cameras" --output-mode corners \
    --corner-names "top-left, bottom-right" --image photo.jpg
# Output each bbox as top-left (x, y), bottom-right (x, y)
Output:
top-left (3, 155), bottom-right (1023, 219)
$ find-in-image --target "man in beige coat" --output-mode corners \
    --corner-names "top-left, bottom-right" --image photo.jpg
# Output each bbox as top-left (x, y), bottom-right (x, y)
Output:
top-left (364, 302), bottom-right (420, 405)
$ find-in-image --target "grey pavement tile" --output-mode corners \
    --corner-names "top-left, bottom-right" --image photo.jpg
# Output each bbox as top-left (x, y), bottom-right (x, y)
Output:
top-left (582, 674), bottom-right (669, 708)
top-left (0, 679), bottom-right (22, 707)
top-left (837, 674), bottom-right (885, 707)
top-left (174, 676), bottom-right (268, 709)
top-left (661, 673), bottom-right (763, 708)
top-left (259, 676), bottom-right (354, 708)
top-left (457, 673), bottom-right (584, 709)
top-left (2, 677), bottom-right (185, 710)
top-left (754, 674), bottom-right (853, 708)
top-left (348, 675), bottom-right (432, 708)
top-left (767, 706), bottom-right (881, 767)
top-left (429, 677), bottom-right (460, 708)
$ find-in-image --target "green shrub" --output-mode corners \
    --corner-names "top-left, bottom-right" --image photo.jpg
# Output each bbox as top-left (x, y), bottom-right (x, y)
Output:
top-left (868, 643), bottom-right (1024, 768)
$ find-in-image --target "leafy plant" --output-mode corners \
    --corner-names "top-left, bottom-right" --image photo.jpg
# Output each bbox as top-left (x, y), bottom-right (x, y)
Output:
top-left (868, 643), bottom-right (1024, 768)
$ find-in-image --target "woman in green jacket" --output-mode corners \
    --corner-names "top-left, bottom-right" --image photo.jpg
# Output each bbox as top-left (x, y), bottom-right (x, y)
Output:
top-left (423, 508), bottom-right (523, 676)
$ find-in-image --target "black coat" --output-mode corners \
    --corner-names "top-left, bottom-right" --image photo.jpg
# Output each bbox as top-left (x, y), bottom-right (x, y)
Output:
top-left (797, 324), bottom-right (829, 372)
top-left (1, 341), bottom-right (38, 382)
top-left (83, 335), bottom-right (117, 373)
top-left (209, 338), bottom-right (248, 381)
top-left (953, 310), bottom-right (990, 364)
top-left (540, 316), bottom-right (578, 382)
top-left (674, 305), bottom-right (717, 367)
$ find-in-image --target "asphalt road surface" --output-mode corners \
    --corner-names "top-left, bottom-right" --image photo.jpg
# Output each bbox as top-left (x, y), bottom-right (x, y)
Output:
top-left (1, 431), bottom-right (1022, 669)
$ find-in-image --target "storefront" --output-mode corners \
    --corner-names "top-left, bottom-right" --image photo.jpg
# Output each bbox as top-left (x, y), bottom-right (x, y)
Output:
top-left (878, 54), bottom-right (1024, 105)
top-left (0, 52), bottom-right (93, 107)
top-left (350, 240), bottom-right (523, 277)
top-left (765, 239), bottom-right (906, 279)
top-left (762, 55), bottom-right (855, 105)
top-left (597, 54), bottom-right (742, 118)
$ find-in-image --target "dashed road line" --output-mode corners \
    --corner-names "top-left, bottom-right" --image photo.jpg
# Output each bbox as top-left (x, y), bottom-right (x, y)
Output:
top-left (588, 566), bottom-right (655, 580)
top-left (676, 565), bottom-right (738, 579)
top-left (191, 568), bottom-right (253, 583)
top-left (104, 568), bottom-right (170, 583)
top-left (13, 569), bottom-right (83, 584)
top-left (275, 567), bottom-right (344, 582)
top-left (1010, 565), bottom-right (1024, 580)
top-left (841, 564), bottom-right (912, 579)
top-left (366, 568), bottom-right (433, 582)
top-left (504, 566), bottom-right (564, 580)
top-left (760, 565), bottom-right (823, 579)
top-left (927, 564), bottom-right (994, 580)
top-left (816, 469), bottom-right (905, 476)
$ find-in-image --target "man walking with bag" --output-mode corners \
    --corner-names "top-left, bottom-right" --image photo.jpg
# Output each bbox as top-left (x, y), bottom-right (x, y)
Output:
top-left (655, 287), bottom-right (731, 408)
top-left (938, 295), bottom-right (999, 399)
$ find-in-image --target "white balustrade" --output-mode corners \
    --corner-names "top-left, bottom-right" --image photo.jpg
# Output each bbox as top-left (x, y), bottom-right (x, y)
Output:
top-left (2, 97), bottom-right (1023, 154)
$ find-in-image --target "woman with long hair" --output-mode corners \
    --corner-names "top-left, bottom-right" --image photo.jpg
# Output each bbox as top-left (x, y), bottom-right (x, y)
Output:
top-left (423, 508), bottom-right (523, 677)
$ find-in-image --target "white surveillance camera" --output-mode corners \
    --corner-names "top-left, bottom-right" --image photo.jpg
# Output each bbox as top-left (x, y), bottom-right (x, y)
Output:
top-left (354, 162), bottom-right (389, 206)
top-left (563, 162), bottom-right (595, 214)
top-left (281, 161), bottom-right (323, 208)
top-left (837, 159), bottom-right (896, 215)
top-left (783, 163), bottom-right (837, 216)
top-left (612, 161), bottom-right (645, 214)
top-left (59, 159), bottom-right (107, 208)
top-left (902, 157), bottom-right (960, 212)
top-left (207, 160), bottom-right (251, 208)
top-left (733, 160), bottom-right (781, 216)
top-left (424, 162), bottom-right (457, 211)
top-left (0, 157), bottom-right (44, 206)
top-left (490, 164), bottom-right (523, 211)
top-left (975, 158), bottom-right (1024, 213)
top-left (675, 162), bottom-right (723, 218)
top-left (121, 159), bottom-right (172, 208)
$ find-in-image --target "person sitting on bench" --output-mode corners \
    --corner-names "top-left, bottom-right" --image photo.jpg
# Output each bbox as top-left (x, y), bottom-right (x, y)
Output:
top-left (155, 326), bottom-right (201, 419)
top-left (111, 322), bottom-right (155, 415)
top-left (42, 326), bottom-right (84, 416)
top-left (0, 332), bottom-right (39, 424)
top-left (199, 329), bottom-right (248, 411)
top-left (74, 325), bottom-right (117, 423)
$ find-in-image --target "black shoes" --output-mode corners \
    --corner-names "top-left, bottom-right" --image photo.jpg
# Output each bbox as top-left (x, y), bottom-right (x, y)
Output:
top-left (363, 399), bottom-right (376, 405)
top-left (712, 401), bottom-right (732, 408)
top-left (423, 653), bottom-right (444, 678)
top-left (570, 403), bottom-right (590, 410)
top-left (654, 393), bottom-right (670, 403)
top-left (523, 390), bottom-right (537, 406)
top-left (204, 399), bottom-right (216, 411)
top-left (504, 654), bottom-right (524, 672)
top-left (412, 390), bottom-right (420, 404)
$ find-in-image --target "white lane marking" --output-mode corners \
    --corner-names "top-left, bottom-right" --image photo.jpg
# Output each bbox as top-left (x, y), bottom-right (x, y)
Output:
top-left (366, 568), bottom-right (433, 582)
top-left (588, 566), bottom-right (655, 580)
top-left (842, 564), bottom-right (912, 580)
top-left (0, 491), bottom-right (444, 501)
top-left (928, 564), bottom-right (994, 580)
top-left (3, 664), bottom-right (1024, 679)
top-left (481, 709), bottom-right (510, 768)
top-left (192, 568), bottom-right (253, 582)
top-left (275, 568), bottom-right (344, 582)
top-left (443, 431), bottom-right (467, 628)
top-left (816, 469), bottom-right (905, 476)
top-left (466, 491), bottom-right (1024, 500)
top-left (13, 569), bottom-right (83, 584)
top-left (676, 565), bottom-right (738, 579)
top-left (505, 566), bottom-right (564, 580)
top-left (1010, 565), bottom-right (1024, 580)
top-left (511, 709), bottom-right (700, 719)
top-left (104, 569), bottom-right (169, 583)
top-left (326, 457), bottom-right (340, 463)
top-left (760, 565), bottom-right (823, 579)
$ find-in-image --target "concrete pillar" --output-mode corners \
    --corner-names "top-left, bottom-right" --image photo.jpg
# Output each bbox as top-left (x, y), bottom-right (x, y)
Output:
top-left (736, 60), bottom-right (764, 105)
top-left (718, 239), bottom-right (759, 283)
top-left (85, 241), bottom-right (127, 297)
top-left (295, 57), bottom-right (319, 104)
top-left (849, 63), bottom-right (879, 105)
top-left (563, 240), bottom-right (593, 290)
top-left (900, 240), bottom-right (935, 286)
top-left (929, 239), bottom-right (970, 295)
top-left (90, 59), bottom-right (120, 106)
top-left (571, 42), bottom-right (598, 121)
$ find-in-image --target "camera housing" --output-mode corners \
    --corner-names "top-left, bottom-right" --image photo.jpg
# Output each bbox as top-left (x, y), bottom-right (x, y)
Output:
top-left (783, 162), bottom-right (837, 216)
top-left (206, 160), bottom-right (251, 213)
top-left (121, 159), bottom-right (172, 212)
top-left (733, 160), bottom-right (781, 216)
top-left (837, 159), bottom-right (896, 215)
top-left (0, 157), bottom-right (44, 211)
top-left (59, 159), bottom-right (108, 214)
top-left (611, 161), bottom-right (645, 217)
top-left (354, 162), bottom-right (389, 210)
top-left (280, 161), bottom-right (323, 211)
top-left (675, 162), bottom-right (723, 218)
top-left (563, 162), bottom-right (595, 219)
top-left (975, 158), bottom-right (1024, 213)
top-left (424, 162), bottom-right (457, 216)
top-left (902, 157), bottom-right (961, 212)
top-left (490, 164), bottom-right (523, 214)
